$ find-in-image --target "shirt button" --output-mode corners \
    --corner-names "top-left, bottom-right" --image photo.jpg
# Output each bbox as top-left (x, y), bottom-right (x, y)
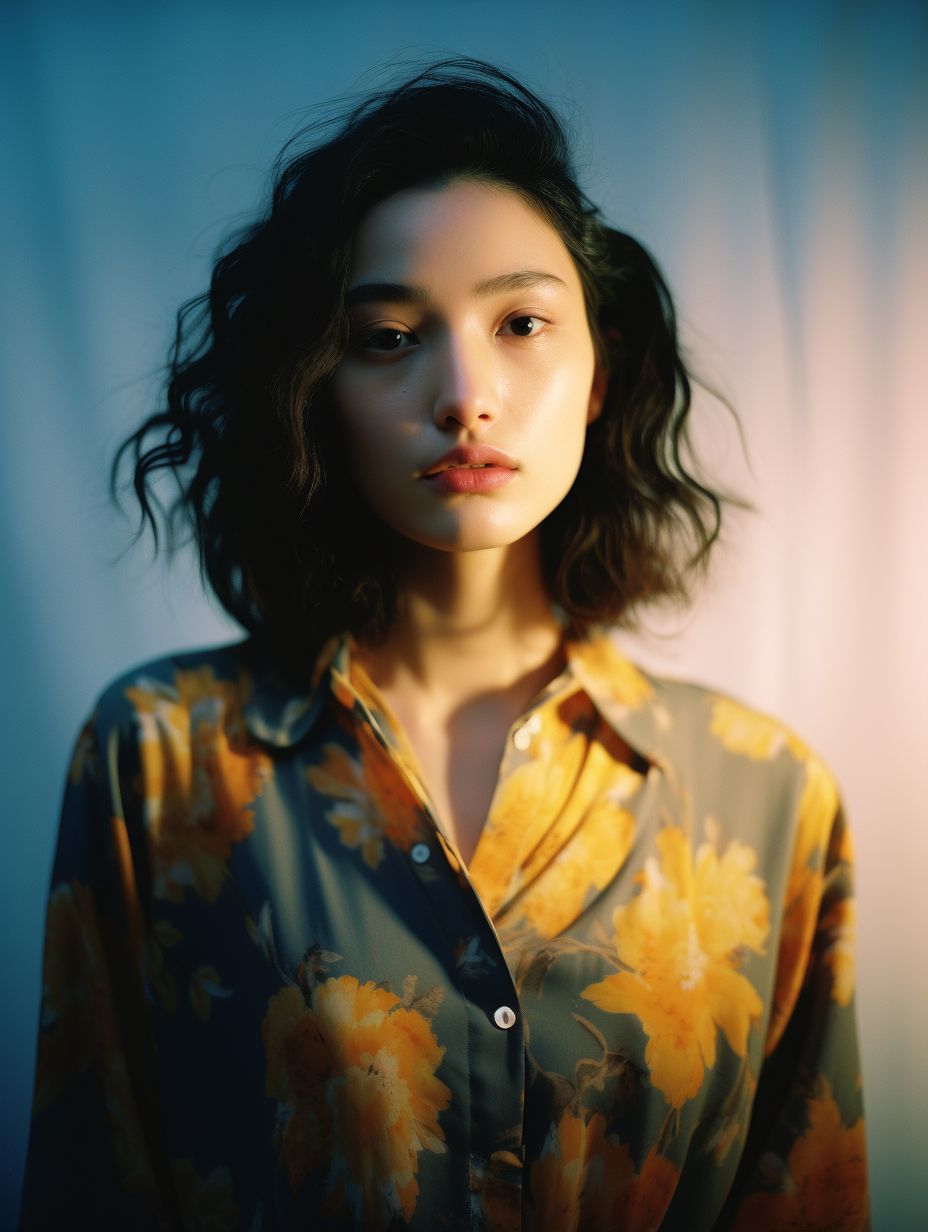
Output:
top-left (410, 843), bottom-right (431, 865)
top-left (512, 713), bottom-right (542, 751)
top-left (493, 1005), bottom-right (517, 1030)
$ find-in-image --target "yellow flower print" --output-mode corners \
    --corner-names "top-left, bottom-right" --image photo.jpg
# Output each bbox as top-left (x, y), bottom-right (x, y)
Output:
top-left (306, 725), bottom-right (428, 868)
top-left (38, 882), bottom-right (143, 1109)
top-left (518, 780), bottom-right (638, 939)
top-left (710, 697), bottom-right (809, 762)
top-left (582, 827), bottom-right (769, 1109)
top-left (472, 692), bottom-right (642, 922)
top-left (767, 756), bottom-right (839, 1052)
top-left (732, 1082), bottom-right (868, 1231)
top-left (794, 756), bottom-right (839, 871)
top-left (470, 717), bottom-right (587, 916)
top-left (568, 636), bottom-right (654, 710)
top-left (263, 974), bottom-right (450, 1229)
top-left (527, 1111), bottom-right (679, 1231)
top-left (822, 897), bottom-right (856, 1007)
top-left (35, 881), bottom-right (156, 1195)
top-left (126, 668), bottom-right (271, 903)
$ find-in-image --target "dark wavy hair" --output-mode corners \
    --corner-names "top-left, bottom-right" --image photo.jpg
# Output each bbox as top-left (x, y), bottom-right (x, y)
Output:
top-left (114, 58), bottom-right (734, 673)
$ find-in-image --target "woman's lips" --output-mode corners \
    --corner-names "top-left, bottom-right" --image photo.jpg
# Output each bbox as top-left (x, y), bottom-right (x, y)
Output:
top-left (418, 444), bottom-right (518, 493)
top-left (420, 465), bottom-right (517, 494)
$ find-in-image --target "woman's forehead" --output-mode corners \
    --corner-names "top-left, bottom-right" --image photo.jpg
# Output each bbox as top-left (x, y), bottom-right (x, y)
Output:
top-left (347, 179), bottom-right (581, 297)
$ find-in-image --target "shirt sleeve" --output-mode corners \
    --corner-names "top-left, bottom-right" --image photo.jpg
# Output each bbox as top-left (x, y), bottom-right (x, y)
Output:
top-left (18, 717), bottom-right (183, 1230)
top-left (719, 769), bottom-right (870, 1231)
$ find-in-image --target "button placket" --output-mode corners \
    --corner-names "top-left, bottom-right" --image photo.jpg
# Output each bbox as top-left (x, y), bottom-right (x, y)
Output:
top-left (345, 682), bottom-right (528, 1198)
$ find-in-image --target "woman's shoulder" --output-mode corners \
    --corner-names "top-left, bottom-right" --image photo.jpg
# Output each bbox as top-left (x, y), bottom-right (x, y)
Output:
top-left (651, 672), bottom-right (820, 760)
top-left (85, 638), bottom-right (257, 737)
top-left (639, 669), bottom-right (842, 823)
top-left (572, 633), bottom-right (832, 782)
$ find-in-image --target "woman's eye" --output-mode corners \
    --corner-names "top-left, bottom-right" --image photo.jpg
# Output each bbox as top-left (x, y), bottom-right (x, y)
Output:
top-left (357, 328), bottom-right (415, 353)
top-left (501, 315), bottom-right (543, 337)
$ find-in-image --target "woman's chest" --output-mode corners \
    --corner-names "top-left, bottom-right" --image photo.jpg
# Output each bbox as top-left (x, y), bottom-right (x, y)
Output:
top-left (144, 840), bottom-right (761, 1232)
top-left (134, 684), bottom-right (799, 1228)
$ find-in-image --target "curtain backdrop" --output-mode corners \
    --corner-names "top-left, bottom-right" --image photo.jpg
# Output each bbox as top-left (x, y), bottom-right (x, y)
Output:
top-left (2, 2), bottom-right (925, 1225)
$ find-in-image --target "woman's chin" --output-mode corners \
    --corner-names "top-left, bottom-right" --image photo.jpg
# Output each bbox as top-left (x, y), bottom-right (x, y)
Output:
top-left (392, 517), bottom-right (539, 556)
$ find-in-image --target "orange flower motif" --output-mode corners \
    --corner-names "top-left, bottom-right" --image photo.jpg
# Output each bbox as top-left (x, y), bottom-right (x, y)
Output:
top-left (822, 896), bottom-right (856, 1007)
top-left (36, 882), bottom-right (108, 1110)
top-left (732, 1083), bottom-right (868, 1231)
top-left (306, 725), bottom-right (429, 868)
top-left (470, 1150), bottom-right (523, 1232)
top-left (35, 880), bottom-right (156, 1195)
top-left (582, 827), bottom-right (769, 1109)
top-left (528, 1110), bottom-right (594, 1232)
top-left (709, 697), bottom-right (809, 762)
top-left (527, 1111), bottom-right (679, 1231)
top-left (614, 1148), bottom-right (682, 1231)
top-left (126, 668), bottom-right (271, 903)
top-left (263, 974), bottom-right (450, 1229)
top-left (767, 756), bottom-right (839, 1053)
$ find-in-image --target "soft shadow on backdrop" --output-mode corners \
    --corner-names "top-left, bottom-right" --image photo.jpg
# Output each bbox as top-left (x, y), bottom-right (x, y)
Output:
top-left (1, 2), bottom-right (925, 1226)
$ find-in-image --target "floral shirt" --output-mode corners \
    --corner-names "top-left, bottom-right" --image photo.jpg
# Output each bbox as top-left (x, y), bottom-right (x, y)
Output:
top-left (20, 631), bottom-right (868, 1230)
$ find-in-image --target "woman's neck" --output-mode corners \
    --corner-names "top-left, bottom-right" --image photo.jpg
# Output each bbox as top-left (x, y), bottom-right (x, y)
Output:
top-left (357, 532), bottom-right (564, 712)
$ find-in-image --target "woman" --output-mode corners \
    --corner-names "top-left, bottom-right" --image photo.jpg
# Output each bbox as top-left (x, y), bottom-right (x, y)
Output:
top-left (20, 60), bottom-right (868, 1230)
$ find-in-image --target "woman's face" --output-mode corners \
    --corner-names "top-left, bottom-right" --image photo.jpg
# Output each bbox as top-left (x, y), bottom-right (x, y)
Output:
top-left (332, 178), bottom-right (604, 554)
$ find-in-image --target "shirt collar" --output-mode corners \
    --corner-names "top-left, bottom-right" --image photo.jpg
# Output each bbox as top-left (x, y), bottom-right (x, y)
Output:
top-left (562, 633), bottom-right (668, 767)
top-left (241, 635), bottom-right (341, 749)
top-left (242, 628), bottom-right (666, 765)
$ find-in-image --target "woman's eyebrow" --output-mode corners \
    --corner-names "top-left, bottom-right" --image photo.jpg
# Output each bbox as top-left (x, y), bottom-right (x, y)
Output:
top-left (473, 269), bottom-right (568, 297)
top-left (344, 269), bottom-right (568, 308)
top-left (345, 281), bottom-right (427, 308)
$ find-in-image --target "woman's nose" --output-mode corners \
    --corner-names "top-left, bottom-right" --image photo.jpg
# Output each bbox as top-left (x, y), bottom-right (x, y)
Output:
top-left (431, 335), bottom-right (500, 431)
